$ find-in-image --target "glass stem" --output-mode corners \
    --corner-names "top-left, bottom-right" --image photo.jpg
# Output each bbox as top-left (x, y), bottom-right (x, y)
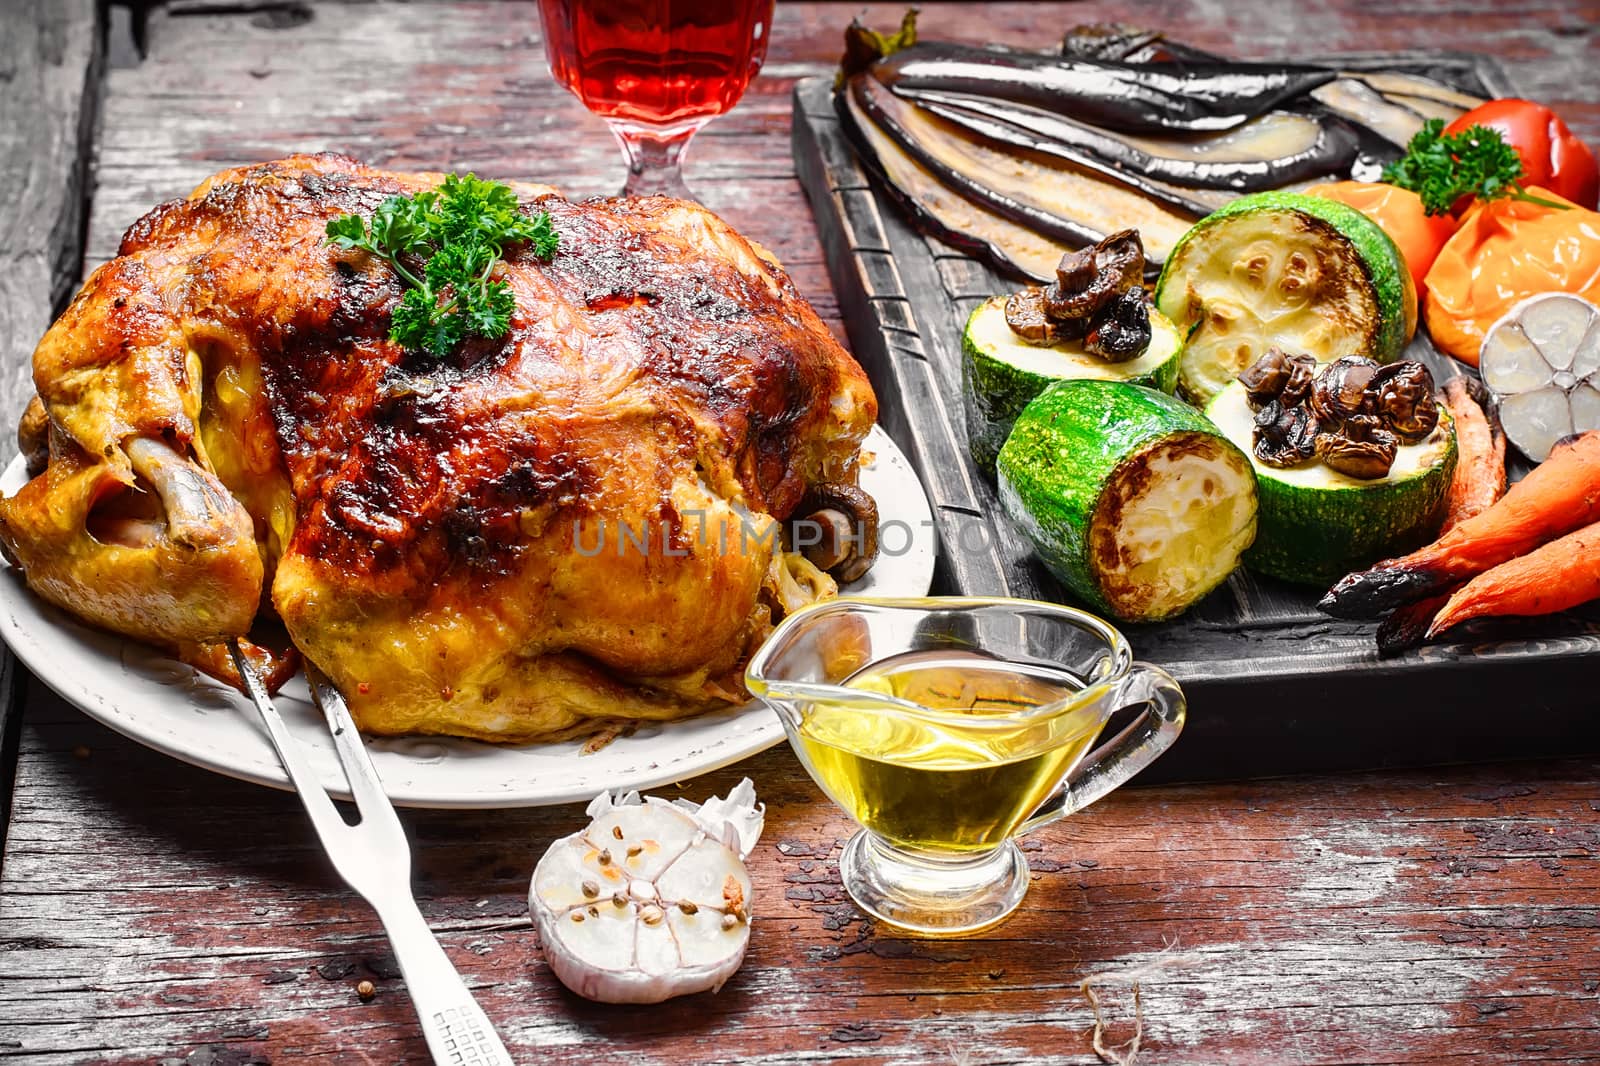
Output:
top-left (610, 122), bottom-right (702, 200)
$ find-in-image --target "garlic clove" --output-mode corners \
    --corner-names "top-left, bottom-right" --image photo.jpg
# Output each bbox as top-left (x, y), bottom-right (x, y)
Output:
top-left (584, 804), bottom-right (697, 881)
top-left (1520, 294), bottom-right (1593, 371)
top-left (1481, 326), bottom-right (1552, 395)
top-left (541, 886), bottom-right (639, 1002)
top-left (1499, 388), bottom-right (1573, 463)
top-left (1573, 320), bottom-right (1600, 381)
top-left (532, 834), bottom-right (604, 911)
top-left (1572, 382), bottom-right (1600, 432)
top-left (669, 905), bottom-right (741, 967)
top-left (635, 911), bottom-right (678, 976)
top-left (657, 837), bottom-right (753, 912)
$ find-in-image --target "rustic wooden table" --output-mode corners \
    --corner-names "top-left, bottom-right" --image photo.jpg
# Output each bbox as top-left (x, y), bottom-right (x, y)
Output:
top-left (2, 2), bottom-right (1599, 1063)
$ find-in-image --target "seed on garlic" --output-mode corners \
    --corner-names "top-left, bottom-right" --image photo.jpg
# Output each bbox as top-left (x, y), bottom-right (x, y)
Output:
top-left (529, 779), bottom-right (764, 1004)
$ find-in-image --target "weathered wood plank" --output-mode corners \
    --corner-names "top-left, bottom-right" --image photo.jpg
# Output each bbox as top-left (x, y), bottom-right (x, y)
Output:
top-left (1, 694), bottom-right (1597, 1063)
top-left (0, 0), bottom-right (103, 878)
top-left (0, 0), bottom-right (103, 444)
top-left (82, 2), bottom-right (843, 324)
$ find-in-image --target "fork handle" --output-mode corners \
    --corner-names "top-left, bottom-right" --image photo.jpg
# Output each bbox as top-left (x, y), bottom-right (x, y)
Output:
top-left (376, 898), bottom-right (516, 1066)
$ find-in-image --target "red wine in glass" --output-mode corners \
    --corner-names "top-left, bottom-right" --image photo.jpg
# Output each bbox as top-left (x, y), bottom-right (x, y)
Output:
top-left (538, 0), bottom-right (777, 199)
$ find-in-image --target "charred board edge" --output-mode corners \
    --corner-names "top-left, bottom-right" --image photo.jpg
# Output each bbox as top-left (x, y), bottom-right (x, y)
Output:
top-left (0, 0), bottom-right (105, 871)
top-left (791, 53), bottom-right (1600, 780)
top-left (0, 655), bottom-right (21, 880)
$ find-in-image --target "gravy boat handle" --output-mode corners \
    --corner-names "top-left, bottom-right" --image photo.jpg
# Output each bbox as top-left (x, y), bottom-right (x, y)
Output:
top-left (1016, 662), bottom-right (1186, 835)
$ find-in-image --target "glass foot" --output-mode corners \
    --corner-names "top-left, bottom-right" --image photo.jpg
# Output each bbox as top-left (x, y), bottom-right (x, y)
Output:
top-left (607, 119), bottom-right (705, 200)
top-left (838, 831), bottom-right (1030, 936)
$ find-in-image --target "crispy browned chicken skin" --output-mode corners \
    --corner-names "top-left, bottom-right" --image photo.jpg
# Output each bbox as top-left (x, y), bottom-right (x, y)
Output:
top-left (0, 153), bottom-right (877, 742)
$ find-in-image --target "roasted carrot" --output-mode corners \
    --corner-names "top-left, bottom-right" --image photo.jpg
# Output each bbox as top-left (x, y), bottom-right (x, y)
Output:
top-left (1372, 381), bottom-right (1496, 656)
top-left (1440, 378), bottom-right (1506, 532)
top-left (1321, 429), bottom-right (1600, 618)
top-left (1376, 592), bottom-right (1453, 657)
top-left (1427, 520), bottom-right (1600, 636)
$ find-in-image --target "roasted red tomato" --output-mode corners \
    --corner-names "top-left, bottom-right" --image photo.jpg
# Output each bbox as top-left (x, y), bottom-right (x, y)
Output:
top-left (1446, 99), bottom-right (1599, 209)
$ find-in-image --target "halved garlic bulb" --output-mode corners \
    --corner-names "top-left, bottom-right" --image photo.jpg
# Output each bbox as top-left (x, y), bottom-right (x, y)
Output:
top-left (530, 779), bottom-right (763, 1004)
top-left (1479, 293), bottom-right (1600, 462)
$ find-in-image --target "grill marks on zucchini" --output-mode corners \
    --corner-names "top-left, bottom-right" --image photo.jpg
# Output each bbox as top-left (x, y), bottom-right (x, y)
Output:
top-left (1162, 213), bottom-right (1377, 401)
top-left (1155, 192), bottom-right (1415, 405)
top-left (1090, 436), bottom-right (1258, 619)
top-left (998, 381), bottom-right (1257, 622)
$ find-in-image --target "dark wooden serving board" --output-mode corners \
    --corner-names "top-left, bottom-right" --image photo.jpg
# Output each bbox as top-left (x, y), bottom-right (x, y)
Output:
top-left (793, 55), bottom-right (1600, 781)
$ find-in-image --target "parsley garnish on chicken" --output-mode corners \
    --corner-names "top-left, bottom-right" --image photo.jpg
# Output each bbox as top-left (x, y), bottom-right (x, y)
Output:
top-left (326, 174), bottom-right (559, 357)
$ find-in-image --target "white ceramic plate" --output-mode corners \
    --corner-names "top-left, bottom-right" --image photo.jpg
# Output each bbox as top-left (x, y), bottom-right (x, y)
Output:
top-left (0, 425), bottom-right (934, 807)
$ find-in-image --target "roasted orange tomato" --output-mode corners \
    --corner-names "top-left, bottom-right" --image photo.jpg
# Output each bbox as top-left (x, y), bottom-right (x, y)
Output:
top-left (1423, 186), bottom-right (1600, 365)
top-left (1305, 181), bottom-right (1460, 290)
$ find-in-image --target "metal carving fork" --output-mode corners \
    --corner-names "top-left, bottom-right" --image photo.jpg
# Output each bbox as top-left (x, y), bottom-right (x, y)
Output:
top-left (227, 642), bottom-right (515, 1066)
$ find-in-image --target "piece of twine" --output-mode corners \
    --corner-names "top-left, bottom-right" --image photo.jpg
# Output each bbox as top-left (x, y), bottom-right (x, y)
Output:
top-left (1081, 979), bottom-right (1143, 1065)
top-left (1077, 943), bottom-right (1204, 1066)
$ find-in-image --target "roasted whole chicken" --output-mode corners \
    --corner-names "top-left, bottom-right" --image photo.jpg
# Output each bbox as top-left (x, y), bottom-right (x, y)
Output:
top-left (0, 154), bottom-right (878, 742)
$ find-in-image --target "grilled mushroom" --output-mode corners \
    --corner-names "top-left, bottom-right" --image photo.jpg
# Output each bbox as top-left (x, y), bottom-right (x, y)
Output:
top-left (1252, 399), bottom-right (1320, 467)
top-left (1004, 288), bottom-right (1084, 345)
top-left (794, 483), bottom-right (880, 584)
top-left (1238, 348), bottom-right (1316, 411)
top-left (1083, 287), bottom-right (1153, 362)
top-left (1371, 362), bottom-right (1439, 442)
top-left (1042, 229), bottom-right (1145, 319)
top-left (1308, 356), bottom-right (1382, 425)
top-left (1315, 413), bottom-right (1397, 479)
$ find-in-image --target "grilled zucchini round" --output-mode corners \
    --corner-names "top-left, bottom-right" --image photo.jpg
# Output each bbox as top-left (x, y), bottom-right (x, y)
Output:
top-left (1205, 380), bottom-right (1455, 586)
top-left (962, 295), bottom-right (1183, 474)
top-left (1155, 191), bottom-right (1416, 405)
top-left (998, 380), bottom-right (1257, 623)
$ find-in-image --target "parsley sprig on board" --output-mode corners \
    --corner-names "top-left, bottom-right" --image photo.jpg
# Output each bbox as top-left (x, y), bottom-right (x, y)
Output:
top-left (326, 174), bottom-right (559, 358)
top-left (1382, 119), bottom-right (1567, 216)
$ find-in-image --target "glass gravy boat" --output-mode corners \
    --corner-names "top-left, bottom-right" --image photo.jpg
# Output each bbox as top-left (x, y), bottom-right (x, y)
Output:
top-left (746, 597), bottom-right (1185, 935)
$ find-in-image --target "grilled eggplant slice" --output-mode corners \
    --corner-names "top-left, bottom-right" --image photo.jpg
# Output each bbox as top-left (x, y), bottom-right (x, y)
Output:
top-left (1058, 25), bottom-right (1168, 63)
top-left (873, 42), bottom-right (1337, 133)
top-left (1348, 72), bottom-right (1484, 112)
top-left (1311, 79), bottom-right (1428, 147)
top-left (1060, 24), bottom-right (1223, 65)
top-left (911, 89), bottom-right (1358, 193)
top-left (838, 84), bottom-right (1074, 280)
top-left (1377, 92), bottom-right (1470, 124)
top-left (901, 88), bottom-right (1227, 213)
top-left (849, 74), bottom-right (1199, 269)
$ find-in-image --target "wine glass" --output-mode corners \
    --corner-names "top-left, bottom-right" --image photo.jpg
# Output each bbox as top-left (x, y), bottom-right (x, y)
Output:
top-left (536, 0), bottom-right (778, 200)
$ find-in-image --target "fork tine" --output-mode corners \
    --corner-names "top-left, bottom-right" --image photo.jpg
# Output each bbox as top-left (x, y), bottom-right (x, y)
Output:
top-left (305, 662), bottom-right (405, 838)
top-left (227, 640), bottom-right (352, 846)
